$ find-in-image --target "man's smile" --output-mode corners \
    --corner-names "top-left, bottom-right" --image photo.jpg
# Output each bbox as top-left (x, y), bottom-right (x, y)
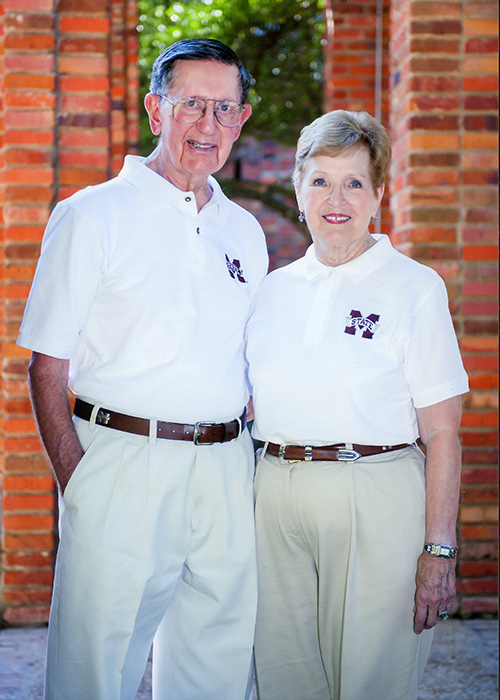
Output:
top-left (187, 139), bottom-right (216, 151)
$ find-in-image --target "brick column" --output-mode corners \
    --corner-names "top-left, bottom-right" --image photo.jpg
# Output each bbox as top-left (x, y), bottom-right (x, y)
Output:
top-left (389, 0), bottom-right (498, 615)
top-left (1, 0), bottom-right (58, 627)
top-left (0, 0), bottom-right (138, 626)
top-left (323, 0), bottom-right (392, 233)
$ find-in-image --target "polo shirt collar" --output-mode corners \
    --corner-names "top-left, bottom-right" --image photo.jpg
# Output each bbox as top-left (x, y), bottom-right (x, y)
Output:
top-left (117, 155), bottom-right (230, 221)
top-left (303, 234), bottom-right (394, 281)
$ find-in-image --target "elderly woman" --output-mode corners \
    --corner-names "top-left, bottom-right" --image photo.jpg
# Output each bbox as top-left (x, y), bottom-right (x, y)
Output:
top-left (245, 110), bottom-right (469, 700)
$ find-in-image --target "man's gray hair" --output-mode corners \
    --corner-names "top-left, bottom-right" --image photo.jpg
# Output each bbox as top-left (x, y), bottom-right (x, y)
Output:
top-left (149, 38), bottom-right (252, 103)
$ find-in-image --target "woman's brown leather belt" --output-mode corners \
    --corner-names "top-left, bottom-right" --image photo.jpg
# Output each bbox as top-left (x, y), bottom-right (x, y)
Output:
top-left (265, 441), bottom-right (412, 462)
top-left (74, 398), bottom-right (246, 445)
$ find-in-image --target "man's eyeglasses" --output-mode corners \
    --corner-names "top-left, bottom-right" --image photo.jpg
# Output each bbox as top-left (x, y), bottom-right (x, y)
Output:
top-left (158, 95), bottom-right (246, 128)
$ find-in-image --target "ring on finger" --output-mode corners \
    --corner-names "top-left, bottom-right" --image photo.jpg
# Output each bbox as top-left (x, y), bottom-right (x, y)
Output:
top-left (437, 611), bottom-right (449, 621)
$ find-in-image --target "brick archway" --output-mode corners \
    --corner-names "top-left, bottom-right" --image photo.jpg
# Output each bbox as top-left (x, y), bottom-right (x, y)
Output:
top-left (0, 0), bottom-right (498, 625)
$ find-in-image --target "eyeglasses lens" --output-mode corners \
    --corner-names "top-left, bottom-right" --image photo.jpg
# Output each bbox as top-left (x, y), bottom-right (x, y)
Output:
top-left (173, 98), bottom-right (243, 127)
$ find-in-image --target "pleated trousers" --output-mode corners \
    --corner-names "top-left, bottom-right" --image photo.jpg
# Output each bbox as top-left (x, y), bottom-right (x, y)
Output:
top-left (44, 416), bottom-right (257, 700)
top-left (254, 445), bottom-right (434, 700)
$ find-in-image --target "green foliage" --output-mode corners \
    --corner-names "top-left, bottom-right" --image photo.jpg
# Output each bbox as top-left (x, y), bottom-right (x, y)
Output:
top-left (137, 0), bottom-right (325, 154)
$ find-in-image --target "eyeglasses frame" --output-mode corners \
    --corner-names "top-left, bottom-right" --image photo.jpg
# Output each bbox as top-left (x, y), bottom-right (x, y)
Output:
top-left (157, 94), bottom-right (246, 128)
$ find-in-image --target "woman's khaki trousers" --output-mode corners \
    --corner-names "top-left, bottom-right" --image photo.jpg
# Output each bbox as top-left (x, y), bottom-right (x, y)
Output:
top-left (254, 445), bottom-right (434, 700)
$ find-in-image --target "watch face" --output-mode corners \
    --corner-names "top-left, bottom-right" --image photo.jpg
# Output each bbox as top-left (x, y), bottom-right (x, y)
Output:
top-left (425, 544), bottom-right (457, 558)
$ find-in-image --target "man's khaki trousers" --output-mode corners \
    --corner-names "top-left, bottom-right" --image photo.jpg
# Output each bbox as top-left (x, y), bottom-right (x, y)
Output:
top-left (45, 416), bottom-right (257, 700)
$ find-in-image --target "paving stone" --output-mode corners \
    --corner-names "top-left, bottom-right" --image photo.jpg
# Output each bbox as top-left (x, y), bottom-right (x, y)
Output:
top-left (0, 620), bottom-right (497, 699)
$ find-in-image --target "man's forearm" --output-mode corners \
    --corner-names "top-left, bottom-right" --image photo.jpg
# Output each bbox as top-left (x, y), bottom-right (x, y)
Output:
top-left (28, 352), bottom-right (84, 493)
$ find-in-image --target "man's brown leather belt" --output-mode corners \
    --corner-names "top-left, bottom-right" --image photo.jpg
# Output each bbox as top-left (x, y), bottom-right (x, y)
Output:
top-left (266, 441), bottom-right (412, 462)
top-left (74, 398), bottom-right (246, 445)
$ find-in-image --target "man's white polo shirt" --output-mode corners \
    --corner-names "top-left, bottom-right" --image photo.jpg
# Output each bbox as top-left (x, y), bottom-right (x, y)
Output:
top-left (246, 235), bottom-right (468, 446)
top-left (18, 155), bottom-right (268, 422)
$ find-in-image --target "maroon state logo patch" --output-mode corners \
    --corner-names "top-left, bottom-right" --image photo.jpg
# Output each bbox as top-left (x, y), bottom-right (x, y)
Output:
top-left (225, 255), bottom-right (247, 284)
top-left (345, 309), bottom-right (380, 339)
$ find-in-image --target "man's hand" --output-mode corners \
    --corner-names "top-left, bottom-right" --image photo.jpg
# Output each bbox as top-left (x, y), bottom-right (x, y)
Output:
top-left (28, 352), bottom-right (84, 494)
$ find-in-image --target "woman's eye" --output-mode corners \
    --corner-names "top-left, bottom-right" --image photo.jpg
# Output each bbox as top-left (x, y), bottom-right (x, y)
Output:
top-left (349, 179), bottom-right (362, 188)
top-left (312, 178), bottom-right (326, 186)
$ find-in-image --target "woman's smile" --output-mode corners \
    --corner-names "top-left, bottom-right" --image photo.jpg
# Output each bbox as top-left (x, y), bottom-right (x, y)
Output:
top-left (322, 212), bottom-right (351, 224)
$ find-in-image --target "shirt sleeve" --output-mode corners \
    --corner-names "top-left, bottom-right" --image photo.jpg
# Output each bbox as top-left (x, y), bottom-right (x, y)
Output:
top-left (17, 202), bottom-right (105, 359)
top-left (404, 276), bottom-right (469, 408)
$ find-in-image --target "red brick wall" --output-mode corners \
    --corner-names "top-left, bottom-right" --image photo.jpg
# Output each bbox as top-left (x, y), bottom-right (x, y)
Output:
top-left (324, 0), bottom-right (498, 615)
top-left (0, 0), bottom-right (498, 625)
top-left (389, 0), bottom-right (498, 616)
top-left (0, 0), bottom-right (139, 626)
top-left (323, 0), bottom-right (392, 233)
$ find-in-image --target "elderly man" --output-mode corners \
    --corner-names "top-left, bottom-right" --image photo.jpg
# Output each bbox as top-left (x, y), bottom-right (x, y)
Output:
top-left (17, 39), bottom-right (268, 700)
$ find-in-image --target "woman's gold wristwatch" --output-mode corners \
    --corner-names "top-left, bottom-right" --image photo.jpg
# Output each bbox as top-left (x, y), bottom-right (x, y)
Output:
top-left (423, 543), bottom-right (458, 559)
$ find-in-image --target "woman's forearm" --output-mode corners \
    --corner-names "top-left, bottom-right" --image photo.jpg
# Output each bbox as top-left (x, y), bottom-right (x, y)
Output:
top-left (423, 429), bottom-right (462, 545)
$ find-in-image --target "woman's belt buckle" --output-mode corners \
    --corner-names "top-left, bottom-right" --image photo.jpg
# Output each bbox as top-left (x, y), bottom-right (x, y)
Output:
top-left (337, 448), bottom-right (361, 461)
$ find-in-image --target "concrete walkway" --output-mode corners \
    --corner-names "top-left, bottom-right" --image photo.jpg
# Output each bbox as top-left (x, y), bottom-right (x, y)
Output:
top-left (0, 619), bottom-right (497, 699)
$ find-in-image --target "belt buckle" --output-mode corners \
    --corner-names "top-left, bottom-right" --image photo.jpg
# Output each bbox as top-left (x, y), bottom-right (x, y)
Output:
top-left (337, 448), bottom-right (361, 462)
top-left (278, 444), bottom-right (301, 464)
top-left (96, 408), bottom-right (111, 426)
top-left (193, 421), bottom-right (216, 445)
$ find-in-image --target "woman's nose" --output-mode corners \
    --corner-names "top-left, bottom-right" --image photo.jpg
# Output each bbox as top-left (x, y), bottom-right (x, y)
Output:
top-left (326, 187), bottom-right (345, 205)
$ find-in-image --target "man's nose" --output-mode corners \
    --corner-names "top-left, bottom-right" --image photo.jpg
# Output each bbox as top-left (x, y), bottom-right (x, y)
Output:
top-left (197, 104), bottom-right (219, 133)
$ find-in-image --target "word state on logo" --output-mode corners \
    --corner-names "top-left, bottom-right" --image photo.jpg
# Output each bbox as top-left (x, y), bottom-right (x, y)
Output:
top-left (345, 309), bottom-right (380, 339)
top-left (225, 254), bottom-right (248, 284)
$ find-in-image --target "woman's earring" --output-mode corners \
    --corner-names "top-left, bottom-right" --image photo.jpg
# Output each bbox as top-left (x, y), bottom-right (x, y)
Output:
top-left (371, 216), bottom-right (377, 226)
top-left (298, 211), bottom-right (305, 223)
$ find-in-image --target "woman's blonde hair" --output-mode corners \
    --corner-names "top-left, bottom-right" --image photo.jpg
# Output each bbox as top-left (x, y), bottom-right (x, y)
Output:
top-left (293, 109), bottom-right (392, 194)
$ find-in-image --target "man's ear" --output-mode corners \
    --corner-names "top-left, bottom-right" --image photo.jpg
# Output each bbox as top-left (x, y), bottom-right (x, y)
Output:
top-left (144, 93), bottom-right (162, 136)
top-left (231, 103), bottom-right (252, 141)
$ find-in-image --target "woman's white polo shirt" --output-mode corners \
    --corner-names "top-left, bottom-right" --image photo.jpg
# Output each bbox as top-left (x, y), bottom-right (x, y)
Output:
top-left (246, 235), bottom-right (468, 446)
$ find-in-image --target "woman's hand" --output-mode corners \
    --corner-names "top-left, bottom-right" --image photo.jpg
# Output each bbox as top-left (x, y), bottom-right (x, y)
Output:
top-left (414, 551), bottom-right (456, 633)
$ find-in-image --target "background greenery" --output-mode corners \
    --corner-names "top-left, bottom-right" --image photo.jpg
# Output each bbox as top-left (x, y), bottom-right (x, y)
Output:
top-left (137, 0), bottom-right (325, 154)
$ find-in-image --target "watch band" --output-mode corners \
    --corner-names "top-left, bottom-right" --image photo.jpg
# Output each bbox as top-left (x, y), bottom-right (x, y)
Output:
top-left (423, 543), bottom-right (458, 559)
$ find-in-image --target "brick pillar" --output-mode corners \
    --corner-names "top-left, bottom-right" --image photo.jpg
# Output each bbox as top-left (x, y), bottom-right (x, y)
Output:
top-left (0, 0), bottom-right (138, 626)
top-left (389, 0), bottom-right (498, 615)
top-left (323, 0), bottom-right (392, 234)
